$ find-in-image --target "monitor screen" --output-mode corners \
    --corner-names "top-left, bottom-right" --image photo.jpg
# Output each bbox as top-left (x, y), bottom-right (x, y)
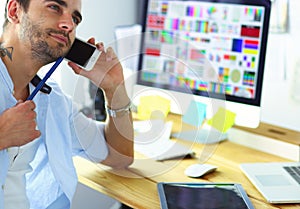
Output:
top-left (136, 0), bottom-right (271, 128)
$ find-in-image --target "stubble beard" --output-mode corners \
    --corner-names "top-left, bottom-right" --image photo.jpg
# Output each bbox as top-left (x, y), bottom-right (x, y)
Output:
top-left (19, 14), bottom-right (69, 65)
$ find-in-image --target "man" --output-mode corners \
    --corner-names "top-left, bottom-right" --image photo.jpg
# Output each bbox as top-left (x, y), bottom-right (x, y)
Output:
top-left (0, 0), bottom-right (134, 208)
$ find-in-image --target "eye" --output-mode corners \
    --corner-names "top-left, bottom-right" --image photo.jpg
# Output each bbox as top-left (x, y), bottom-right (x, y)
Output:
top-left (72, 16), bottom-right (81, 25)
top-left (49, 4), bottom-right (61, 12)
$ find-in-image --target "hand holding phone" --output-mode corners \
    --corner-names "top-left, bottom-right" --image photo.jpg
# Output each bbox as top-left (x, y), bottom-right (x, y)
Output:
top-left (66, 39), bottom-right (124, 93)
top-left (65, 38), bottom-right (101, 70)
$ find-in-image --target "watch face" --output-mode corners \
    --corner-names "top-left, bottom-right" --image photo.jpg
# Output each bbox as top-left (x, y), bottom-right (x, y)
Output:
top-left (106, 102), bottom-right (132, 117)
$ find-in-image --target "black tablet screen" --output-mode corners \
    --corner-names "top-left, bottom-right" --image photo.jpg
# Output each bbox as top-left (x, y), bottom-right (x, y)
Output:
top-left (162, 184), bottom-right (249, 209)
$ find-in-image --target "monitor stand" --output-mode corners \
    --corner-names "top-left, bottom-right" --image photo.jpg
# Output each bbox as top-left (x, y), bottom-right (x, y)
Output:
top-left (171, 124), bottom-right (228, 144)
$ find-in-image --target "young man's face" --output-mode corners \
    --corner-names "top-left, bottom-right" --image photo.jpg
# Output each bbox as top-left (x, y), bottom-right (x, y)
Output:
top-left (17, 0), bottom-right (82, 63)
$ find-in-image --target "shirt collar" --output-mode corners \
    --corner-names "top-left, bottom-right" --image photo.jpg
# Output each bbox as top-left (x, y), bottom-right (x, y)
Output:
top-left (30, 75), bottom-right (52, 94)
top-left (0, 59), bottom-right (51, 95)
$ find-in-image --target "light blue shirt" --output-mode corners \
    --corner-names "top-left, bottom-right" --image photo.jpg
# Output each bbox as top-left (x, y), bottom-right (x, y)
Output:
top-left (0, 59), bottom-right (109, 209)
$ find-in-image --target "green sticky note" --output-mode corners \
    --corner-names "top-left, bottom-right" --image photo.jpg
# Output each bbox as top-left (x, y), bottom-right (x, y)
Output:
top-left (183, 101), bottom-right (206, 127)
top-left (206, 107), bottom-right (236, 133)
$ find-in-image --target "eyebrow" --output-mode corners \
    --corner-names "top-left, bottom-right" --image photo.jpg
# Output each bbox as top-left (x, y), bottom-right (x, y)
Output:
top-left (44, 0), bottom-right (83, 23)
top-left (73, 10), bottom-right (82, 23)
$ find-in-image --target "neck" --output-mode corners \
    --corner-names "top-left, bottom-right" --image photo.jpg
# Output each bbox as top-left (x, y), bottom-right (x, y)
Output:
top-left (13, 86), bottom-right (30, 101)
top-left (0, 41), bottom-right (43, 101)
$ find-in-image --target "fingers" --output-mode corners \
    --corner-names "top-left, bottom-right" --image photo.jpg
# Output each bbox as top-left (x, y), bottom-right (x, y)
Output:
top-left (87, 37), bottom-right (95, 45)
top-left (105, 47), bottom-right (118, 61)
top-left (87, 38), bottom-right (114, 59)
top-left (67, 38), bottom-right (119, 80)
top-left (19, 101), bottom-right (41, 144)
top-left (14, 100), bottom-right (37, 123)
top-left (16, 100), bottom-right (36, 112)
top-left (87, 37), bottom-right (104, 52)
top-left (79, 37), bottom-right (116, 61)
top-left (96, 42), bottom-right (104, 51)
top-left (0, 100), bottom-right (41, 149)
top-left (16, 100), bottom-right (23, 105)
top-left (23, 100), bottom-right (36, 110)
top-left (68, 61), bottom-right (82, 74)
top-left (19, 101), bottom-right (41, 142)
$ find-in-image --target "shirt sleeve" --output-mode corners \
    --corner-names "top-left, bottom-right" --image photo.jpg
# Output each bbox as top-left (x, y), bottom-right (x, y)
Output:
top-left (0, 150), bottom-right (8, 209)
top-left (71, 108), bottom-right (108, 163)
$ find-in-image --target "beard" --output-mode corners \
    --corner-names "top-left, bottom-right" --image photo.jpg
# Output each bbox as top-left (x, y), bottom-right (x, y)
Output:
top-left (19, 14), bottom-right (71, 64)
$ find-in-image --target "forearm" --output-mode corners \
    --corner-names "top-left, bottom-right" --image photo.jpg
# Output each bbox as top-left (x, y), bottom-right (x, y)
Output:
top-left (101, 85), bottom-right (134, 168)
top-left (72, 44), bottom-right (134, 168)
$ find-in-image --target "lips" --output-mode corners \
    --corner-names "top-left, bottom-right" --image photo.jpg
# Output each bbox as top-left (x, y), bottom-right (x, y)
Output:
top-left (50, 34), bottom-right (69, 46)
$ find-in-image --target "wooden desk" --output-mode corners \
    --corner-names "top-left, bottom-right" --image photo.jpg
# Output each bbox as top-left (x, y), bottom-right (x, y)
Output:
top-left (73, 114), bottom-right (300, 209)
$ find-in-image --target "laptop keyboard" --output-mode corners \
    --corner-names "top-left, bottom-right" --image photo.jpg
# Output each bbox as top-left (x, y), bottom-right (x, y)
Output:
top-left (283, 166), bottom-right (300, 184)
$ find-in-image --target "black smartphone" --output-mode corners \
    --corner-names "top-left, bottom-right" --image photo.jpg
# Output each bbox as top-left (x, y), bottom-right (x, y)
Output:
top-left (65, 38), bottom-right (101, 70)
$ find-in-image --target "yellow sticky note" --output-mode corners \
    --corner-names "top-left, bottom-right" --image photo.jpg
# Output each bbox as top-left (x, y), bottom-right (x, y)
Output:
top-left (137, 95), bottom-right (171, 120)
top-left (206, 107), bottom-right (236, 133)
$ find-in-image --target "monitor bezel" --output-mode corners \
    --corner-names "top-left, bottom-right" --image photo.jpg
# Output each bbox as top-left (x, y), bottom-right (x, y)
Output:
top-left (137, 0), bottom-right (271, 107)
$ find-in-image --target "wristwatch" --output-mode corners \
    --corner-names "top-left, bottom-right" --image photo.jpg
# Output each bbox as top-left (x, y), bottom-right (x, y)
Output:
top-left (106, 102), bottom-right (132, 118)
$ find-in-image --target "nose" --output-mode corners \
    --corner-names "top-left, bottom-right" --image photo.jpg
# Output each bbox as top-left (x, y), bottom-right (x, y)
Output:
top-left (58, 13), bottom-right (75, 33)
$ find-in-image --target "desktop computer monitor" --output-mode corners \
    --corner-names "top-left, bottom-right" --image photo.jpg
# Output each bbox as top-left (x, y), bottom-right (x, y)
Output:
top-left (134, 0), bottom-right (271, 129)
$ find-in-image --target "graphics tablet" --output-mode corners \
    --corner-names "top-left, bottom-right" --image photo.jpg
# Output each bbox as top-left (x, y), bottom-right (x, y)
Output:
top-left (157, 182), bottom-right (254, 209)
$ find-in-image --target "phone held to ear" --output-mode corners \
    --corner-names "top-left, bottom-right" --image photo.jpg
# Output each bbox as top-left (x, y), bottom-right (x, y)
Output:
top-left (64, 37), bottom-right (101, 70)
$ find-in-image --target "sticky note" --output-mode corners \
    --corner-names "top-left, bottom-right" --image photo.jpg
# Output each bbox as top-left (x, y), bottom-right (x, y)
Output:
top-left (137, 95), bottom-right (171, 120)
top-left (182, 101), bottom-right (206, 127)
top-left (206, 107), bottom-right (236, 133)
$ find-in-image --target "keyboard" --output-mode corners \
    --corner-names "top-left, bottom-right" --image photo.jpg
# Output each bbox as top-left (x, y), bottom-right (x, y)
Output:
top-left (283, 166), bottom-right (300, 184)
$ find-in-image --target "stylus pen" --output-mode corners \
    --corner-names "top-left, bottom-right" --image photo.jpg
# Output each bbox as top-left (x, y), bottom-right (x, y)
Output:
top-left (27, 57), bottom-right (64, 100)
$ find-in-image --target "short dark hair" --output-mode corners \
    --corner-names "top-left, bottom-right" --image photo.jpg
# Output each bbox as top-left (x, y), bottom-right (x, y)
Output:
top-left (3, 0), bottom-right (31, 29)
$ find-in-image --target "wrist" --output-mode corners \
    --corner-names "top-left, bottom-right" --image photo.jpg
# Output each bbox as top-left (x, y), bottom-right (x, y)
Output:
top-left (104, 84), bottom-right (130, 109)
top-left (106, 101), bottom-right (132, 118)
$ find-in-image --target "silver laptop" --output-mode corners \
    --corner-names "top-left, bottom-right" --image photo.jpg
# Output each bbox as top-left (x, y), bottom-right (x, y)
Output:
top-left (240, 162), bottom-right (300, 203)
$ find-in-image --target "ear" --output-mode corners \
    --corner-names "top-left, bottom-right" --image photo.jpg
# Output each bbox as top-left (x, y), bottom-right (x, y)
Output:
top-left (6, 0), bottom-right (21, 24)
